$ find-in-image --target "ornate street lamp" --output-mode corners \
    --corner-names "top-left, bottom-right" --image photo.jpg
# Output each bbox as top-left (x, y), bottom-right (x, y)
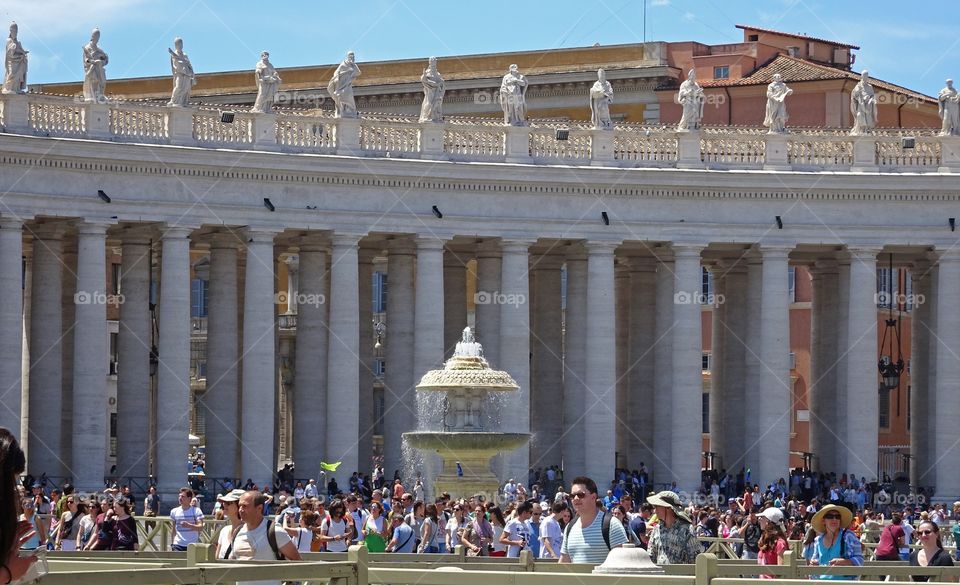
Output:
top-left (878, 254), bottom-right (904, 392)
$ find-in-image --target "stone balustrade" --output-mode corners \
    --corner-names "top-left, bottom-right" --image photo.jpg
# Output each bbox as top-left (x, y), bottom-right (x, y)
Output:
top-left (3, 92), bottom-right (960, 173)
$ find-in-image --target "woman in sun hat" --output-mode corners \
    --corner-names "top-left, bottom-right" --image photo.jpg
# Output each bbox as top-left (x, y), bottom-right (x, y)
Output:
top-left (809, 504), bottom-right (864, 579)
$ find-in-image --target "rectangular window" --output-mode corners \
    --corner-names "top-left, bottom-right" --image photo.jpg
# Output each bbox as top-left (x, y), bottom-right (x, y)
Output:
top-left (907, 385), bottom-right (911, 431)
top-left (879, 388), bottom-right (890, 429)
top-left (190, 279), bottom-right (208, 318)
top-left (374, 358), bottom-right (386, 377)
top-left (373, 272), bottom-right (388, 313)
top-left (876, 268), bottom-right (897, 309)
top-left (702, 352), bottom-right (711, 372)
top-left (714, 66), bottom-right (730, 80)
top-left (109, 332), bottom-right (119, 375)
top-left (789, 352), bottom-right (796, 370)
top-left (111, 262), bottom-right (122, 296)
top-left (701, 267), bottom-right (713, 297)
top-left (788, 267), bottom-right (796, 302)
top-left (904, 271), bottom-right (915, 311)
top-left (702, 393), bottom-right (710, 433)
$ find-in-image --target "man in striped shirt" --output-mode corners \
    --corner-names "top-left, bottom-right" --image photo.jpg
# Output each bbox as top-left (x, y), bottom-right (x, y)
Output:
top-left (559, 476), bottom-right (628, 565)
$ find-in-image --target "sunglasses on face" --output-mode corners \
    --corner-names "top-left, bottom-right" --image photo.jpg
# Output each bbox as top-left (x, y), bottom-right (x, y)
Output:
top-left (571, 492), bottom-right (590, 499)
top-left (824, 514), bottom-right (841, 519)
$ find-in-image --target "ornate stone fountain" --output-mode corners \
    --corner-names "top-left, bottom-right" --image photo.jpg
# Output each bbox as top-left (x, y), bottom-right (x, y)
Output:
top-left (403, 327), bottom-right (529, 501)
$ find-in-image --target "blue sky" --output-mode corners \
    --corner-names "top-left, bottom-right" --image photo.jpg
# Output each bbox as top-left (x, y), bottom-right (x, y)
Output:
top-left (6, 0), bottom-right (959, 97)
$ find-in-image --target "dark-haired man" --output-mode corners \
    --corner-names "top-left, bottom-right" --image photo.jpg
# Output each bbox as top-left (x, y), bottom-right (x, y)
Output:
top-left (170, 487), bottom-right (204, 551)
top-left (559, 476), bottom-right (628, 564)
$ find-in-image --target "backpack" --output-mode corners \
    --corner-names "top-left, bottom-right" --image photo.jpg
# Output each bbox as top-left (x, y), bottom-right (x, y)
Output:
top-left (563, 511), bottom-right (613, 550)
top-left (230, 519), bottom-right (283, 560)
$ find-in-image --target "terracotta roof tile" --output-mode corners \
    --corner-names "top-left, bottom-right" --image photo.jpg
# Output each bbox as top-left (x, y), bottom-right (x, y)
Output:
top-left (735, 24), bottom-right (860, 50)
top-left (698, 55), bottom-right (935, 104)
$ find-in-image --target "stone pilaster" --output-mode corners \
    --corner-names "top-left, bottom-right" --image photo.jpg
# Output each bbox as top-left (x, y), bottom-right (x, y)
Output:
top-left (530, 253), bottom-right (563, 470)
top-left (0, 218), bottom-right (23, 438)
top-left (934, 250), bottom-right (960, 499)
top-left (443, 251), bottom-right (468, 357)
top-left (652, 255), bottom-right (674, 486)
top-left (584, 241), bottom-right (618, 484)
top-left (383, 238), bottom-right (416, 477)
top-left (671, 244), bottom-right (704, 492)
top-left (357, 246), bottom-right (376, 475)
top-left (627, 257), bottom-right (657, 471)
top-left (809, 260), bottom-right (840, 473)
top-left (757, 246), bottom-right (792, 486)
top-left (844, 247), bottom-right (879, 482)
top-left (474, 241), bottom-right (502, 366)
top-left (562, 246), bottom-right (588, 480)
top-left (909, 260), bottom-right (932, 488)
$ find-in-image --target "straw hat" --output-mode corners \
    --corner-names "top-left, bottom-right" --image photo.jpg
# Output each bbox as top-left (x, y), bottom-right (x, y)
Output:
top-left (811, 504), bottom-right (853, 533)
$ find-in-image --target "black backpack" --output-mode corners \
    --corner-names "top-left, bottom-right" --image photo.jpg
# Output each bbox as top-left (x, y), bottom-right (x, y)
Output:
top-left (563, 511), bottom-right (613, 550)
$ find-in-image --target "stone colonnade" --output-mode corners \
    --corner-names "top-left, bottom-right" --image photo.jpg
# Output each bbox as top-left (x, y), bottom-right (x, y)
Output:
top-left (4, 220), bottom-right (959, 499)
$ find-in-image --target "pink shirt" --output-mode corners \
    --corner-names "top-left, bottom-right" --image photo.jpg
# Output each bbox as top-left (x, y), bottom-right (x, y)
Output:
top-left (758, 538), bottom-right (788, 578)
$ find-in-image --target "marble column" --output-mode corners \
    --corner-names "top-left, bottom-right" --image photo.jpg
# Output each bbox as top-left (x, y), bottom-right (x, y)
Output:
top-left (708, 267), bottom-right (727, 468)
top-left (652, 256), bottom-right (675, 487)
top-left (0, 218), bottom-right (23, 438)
top-left (627, 258), bottom-right (657, 471)
top-left (844, 247), bottom-right (879, 482)
top-left (499, 239), bottom-right (533, 481)
top-left (115, 234), bottom-right (152, 479)
top-left (27, 225), bottom-right (64, 476)
top-left (413, 236), bottom-right (445, 428)
top-left (59, 246), bottom-right (77, 474)
top-left (530, 253), bottom-right (563, 469)
top-left (757, 246), bottom-right (792, 486)
top-left (743, 252), bottom-right (763, 474)
top-left (71, 222), bottom-right (110, 491)
top-left (925, 266), bottom-right (938, 492)
top-left (720, 263), bottom-right (748, 471)
top-left (444, 251), bottom-right (468, 357)
top-left (240, 229), bottom-right (278, 485)
top-left (202, 236), bottom-right (240, 481)
top-left (293, 239), bottom-right (328, 480)
top-left (909, 260), bottom-right (932, 488)
top-left (671, 244), bottom-right (703, 492)
top-left (584, 242), bottom-right (618, 484)
top-left (934, 250), bottom-right (960, 498)
top-left (809, 260), bottom-right (840, 473)
top-left (562, 247), bottom-right (587, 480)
top-left (614, 260), bottom-right (630, 468)
top-left (475, 242), bottom-right (501, 365)
top-left (358, 247), bottom-right (376, 475)
top-left (325, 233), bottom-right (361, 483)
top-left (155, 227), bottom-right (192, 496)
top-left (20, 240), bottom-right (31, 453)
top-left (834, 259), bottom-right (851, 474)
top-left (383, 239), bottom-right (415, 477)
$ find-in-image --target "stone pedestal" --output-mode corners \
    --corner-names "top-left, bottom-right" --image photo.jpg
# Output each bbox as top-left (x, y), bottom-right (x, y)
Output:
top-left (335, 118), bottom-right (361, 155)
top-left (252, 112), bottom-right (277, 150)
top-left (167, 107), bottom-right (194, 145)
top-left (84, 103), bottom-right (111, 139)
top-left (504, 126), bottom-right (531, 163)
top-left (590, 129), bottom-right (615, 165)
top-left (939, 136), bottom-right (960, 173)
top-left (1, 94), bottom-right (30, 134)
top-left (851, 136), bottom-right (879, 172)
top-left (420, 123), bottom-right (445, 158)
top-left (763, 133), bottom-right (791, 170)
top-left (677, 131), bottom-right (703, 169)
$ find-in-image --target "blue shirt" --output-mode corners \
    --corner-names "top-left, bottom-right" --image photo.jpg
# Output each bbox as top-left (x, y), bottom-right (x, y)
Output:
top-left (391, 522), bottom-right (416, 553)
top-left (525, 520), bottom-right (541, 558)
top-left (811, 529), bottom-right (863, 580)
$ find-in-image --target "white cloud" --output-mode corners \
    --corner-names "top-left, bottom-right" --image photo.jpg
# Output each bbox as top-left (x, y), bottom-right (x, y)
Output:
top-left (0, 0), bottom-right (152, 39)
top-left (651, 0), bottom-right (671, 6)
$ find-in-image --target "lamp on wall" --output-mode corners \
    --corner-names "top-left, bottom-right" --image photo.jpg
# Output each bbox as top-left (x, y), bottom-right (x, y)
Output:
top-left (97, 189), bottom-right (111, 203)
top-left (601, 211), bottom-right (610, 225)
top-left (432, 205), bottom-right (443, 219)
top-left (878, 253), bottom-right (904, 393)
top-left (775, 215), bottom-right (783, 229)
top-left (263, 198), bottom-right (275, 212)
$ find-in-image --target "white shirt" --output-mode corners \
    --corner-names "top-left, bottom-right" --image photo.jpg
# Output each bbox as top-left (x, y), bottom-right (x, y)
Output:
top-left (170, 505), bottom-right (204, 547)
top-left (503, 517), bottom-right (529, 557)
top-left (292, 527), bottom-right (313, 552)
top-left (304, 483), bottom-right (318, 498)
top-left (900, 522), bottom-right (913, 554)
top-left (539, 515), bottom-right (562, 559)
top-left (229, 519), bottom-right (293, 585)
top-left (322, 516), bottom-right (350, 552)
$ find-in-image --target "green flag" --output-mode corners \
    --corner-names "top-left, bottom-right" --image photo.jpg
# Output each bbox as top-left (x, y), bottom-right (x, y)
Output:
top-left (320, 461), bottom-right (342, 472)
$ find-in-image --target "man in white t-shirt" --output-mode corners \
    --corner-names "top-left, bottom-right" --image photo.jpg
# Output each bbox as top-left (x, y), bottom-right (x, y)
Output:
top-left (231, 491), bottom-right (301, 585)
top-left (539, 502), bottom-right (569, 559)
top-left (170, 487), bottom-right (205, 551)
top-left (500, 501), bottom-right (533, 557)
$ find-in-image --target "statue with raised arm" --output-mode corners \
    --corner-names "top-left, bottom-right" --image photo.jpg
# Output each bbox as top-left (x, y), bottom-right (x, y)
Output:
top-left (590, 68), bottom-right (614, 130)
top-left (675, 68), bottom-right (704, 131)
top-left (82, 28), bottom-right (109, 102)
top-left (763, 73), bottom-right (793, 134)
top-left (3, 22), bottom-right (28, 94)
top-left (938, 79), bottom-right (960, 137)
top-left (499, 64), bottom-right (528, 126)
top-left (850, 70), bottom-right (878, 136)
top-left (167, 37), bottom-right (196, 107)
top-left (252, 51), bottom-right (281, 114)
top-left (327, 51), bottom-right (360, 118)
top-left (418, 56), bottom-right (444, 123)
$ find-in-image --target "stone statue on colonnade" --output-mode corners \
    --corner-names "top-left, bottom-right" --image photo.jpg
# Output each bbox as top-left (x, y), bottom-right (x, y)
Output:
top-left (499, 64), bottom-right (528, 126)
top-left (3, 22), bottom-right (28, 94)
top-left (590, 68), bottom-right (614, 130)
top-left (252, 51), bottom-right (282, 114)
top-left (675, 68), bottom-right (704, 132)
top-left (419, 56), bottom-right (445, 123)
top-left (763, 73), bottom-right (793, 134)
top-left (850, 69), bottom-right (878, 136)
top-left (167, 37), bottom-right (196, 107)
top-left (327, 51), bottom-right (360, 118)
top-left (82, 28), bottom-right (108, 102)
top-left (938, 79), bottom-right (960, 136)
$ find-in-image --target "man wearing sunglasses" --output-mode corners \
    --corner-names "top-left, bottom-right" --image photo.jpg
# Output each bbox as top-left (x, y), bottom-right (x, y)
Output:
top-left (559, 476), bottom-right (627, 565)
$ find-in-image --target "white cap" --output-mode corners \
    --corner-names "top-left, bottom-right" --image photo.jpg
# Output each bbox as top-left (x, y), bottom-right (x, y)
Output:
top-left (759, 507), bottom-right (784, 525)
